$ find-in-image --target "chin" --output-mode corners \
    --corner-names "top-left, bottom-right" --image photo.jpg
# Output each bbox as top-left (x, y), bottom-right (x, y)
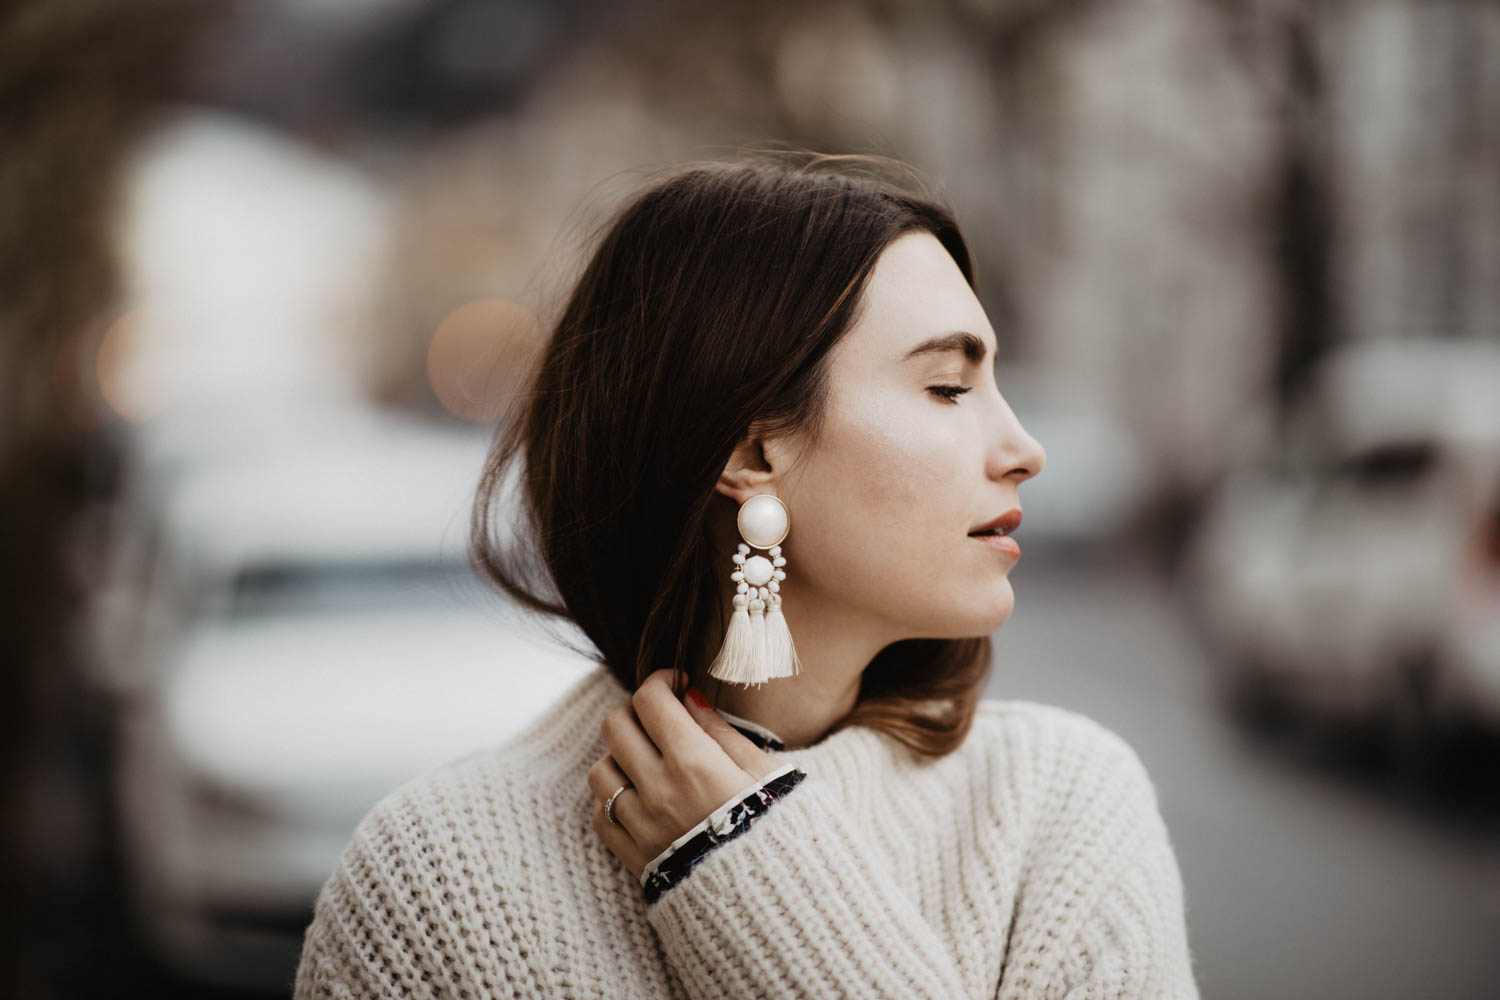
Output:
top-left (982, 604), bottom-right (1015, 634)
top-left (976, 579), bottom-right (1016, 631)
top-left (917, 581), bottom-right (1015, 637)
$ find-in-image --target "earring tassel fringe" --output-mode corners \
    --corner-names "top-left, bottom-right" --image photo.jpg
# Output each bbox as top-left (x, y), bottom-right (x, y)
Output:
top-left (707, 528), bottom-right (799, 688)
top-left (763, 593), bottom-right (801, 679)
top-left (708, 597), bottom-right (763, 686)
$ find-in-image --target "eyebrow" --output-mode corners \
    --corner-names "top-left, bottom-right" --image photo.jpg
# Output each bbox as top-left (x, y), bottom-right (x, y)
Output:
top-left (901, 330), bottom-right (991, 365)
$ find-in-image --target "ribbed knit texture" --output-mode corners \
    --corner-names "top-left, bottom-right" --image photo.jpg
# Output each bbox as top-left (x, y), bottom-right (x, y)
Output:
top-left (294, 663), bottom-right (1200, 998)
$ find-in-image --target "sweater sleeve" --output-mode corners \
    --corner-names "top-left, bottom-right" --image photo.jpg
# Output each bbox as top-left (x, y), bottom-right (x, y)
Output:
top-left (644, 768), bottom-right (969, 1000)
top-left (996, 716), bottom-right (1200, 999)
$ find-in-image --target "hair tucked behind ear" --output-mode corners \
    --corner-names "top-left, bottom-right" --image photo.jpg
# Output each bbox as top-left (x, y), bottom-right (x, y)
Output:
top-left (470, 149), bottom-right (993, 759)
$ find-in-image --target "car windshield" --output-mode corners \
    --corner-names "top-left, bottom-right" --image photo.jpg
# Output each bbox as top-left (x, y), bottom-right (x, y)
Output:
top-left (221, 558), bottom-right (488, 618)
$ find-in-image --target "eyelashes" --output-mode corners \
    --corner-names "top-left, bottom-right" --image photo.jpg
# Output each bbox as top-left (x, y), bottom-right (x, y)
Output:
top-left (927, 385), bottom-right (972, 404)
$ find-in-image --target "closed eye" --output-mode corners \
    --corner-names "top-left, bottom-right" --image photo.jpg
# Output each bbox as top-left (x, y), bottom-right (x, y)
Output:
top-left (928, 385), bottom-right (972, 404)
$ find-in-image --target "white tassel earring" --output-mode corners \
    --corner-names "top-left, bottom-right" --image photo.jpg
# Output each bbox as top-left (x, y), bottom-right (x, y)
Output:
top-left (707, 493), bottom-right (803, 688)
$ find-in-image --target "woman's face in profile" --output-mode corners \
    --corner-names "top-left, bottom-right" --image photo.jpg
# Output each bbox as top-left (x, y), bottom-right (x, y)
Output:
top-left (775, 230), bottom-right (1046, 640)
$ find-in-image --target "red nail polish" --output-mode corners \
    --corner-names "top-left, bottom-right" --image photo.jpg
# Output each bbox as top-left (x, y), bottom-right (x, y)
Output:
top-left (687, 687), bottom-right (711, 710)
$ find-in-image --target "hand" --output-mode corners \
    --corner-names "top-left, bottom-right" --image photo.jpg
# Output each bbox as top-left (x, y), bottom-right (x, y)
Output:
top-left (588, 667), bottom-right (783, 880)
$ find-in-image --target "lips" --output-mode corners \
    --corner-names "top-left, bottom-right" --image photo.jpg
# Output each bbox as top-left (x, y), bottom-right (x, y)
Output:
top-left (968, 508), bottom-right (1022, 536)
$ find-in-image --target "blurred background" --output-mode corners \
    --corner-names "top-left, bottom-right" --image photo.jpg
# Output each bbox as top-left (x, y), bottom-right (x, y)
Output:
top-left (3, 0), bottom-right (1498, 996)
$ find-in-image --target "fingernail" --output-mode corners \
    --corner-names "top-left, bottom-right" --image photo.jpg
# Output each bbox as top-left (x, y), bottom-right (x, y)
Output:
top-left (686, 687), bottom-right (711, 710)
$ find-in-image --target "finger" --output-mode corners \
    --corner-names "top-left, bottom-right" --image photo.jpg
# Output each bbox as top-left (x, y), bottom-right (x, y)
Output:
top-left (587, 754), bottom-right (644, 843)
top-left (591, 797), bottom-right (647, 877)
top-left (681, 685), bottom-right (781, 780)
top-left (631, 668), bottom-right (718, 763)
top-left (598, 703), bottom-right (665, 792)
top-left (585, 752), bottom-right (632, 803)
top-left (596, 774), bottom-right (643, 838)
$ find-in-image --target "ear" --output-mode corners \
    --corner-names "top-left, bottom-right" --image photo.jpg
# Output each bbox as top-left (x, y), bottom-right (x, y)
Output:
top-left (715, 422), bottom-right (796, 505)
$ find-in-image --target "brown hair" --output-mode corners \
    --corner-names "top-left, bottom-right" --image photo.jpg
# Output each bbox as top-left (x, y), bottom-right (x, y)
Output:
top-left (470, 150), bottom-right (992, 759)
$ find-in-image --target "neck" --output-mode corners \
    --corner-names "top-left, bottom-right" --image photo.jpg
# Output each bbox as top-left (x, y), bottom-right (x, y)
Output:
top-left (696, 569), bottom-right (894, 751)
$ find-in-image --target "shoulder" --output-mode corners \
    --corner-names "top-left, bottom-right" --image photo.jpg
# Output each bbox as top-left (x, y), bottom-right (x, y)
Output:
top-left (339, 758), bottom-right (483, 857)
top-left (300, 672), bottom-right (622, 996)
top-left (371, 724), bottom-right (579, 816)
top-left (336, 737), bottom-right (575, 887)
top-left (969, 699), bottom-right (1162, 828)
top-left (346, 661), bottom-right (621, 850)
top-left (971, 704), bottom-right (1198, 997)
top-left (974, 698), bottom-right (1151, 775)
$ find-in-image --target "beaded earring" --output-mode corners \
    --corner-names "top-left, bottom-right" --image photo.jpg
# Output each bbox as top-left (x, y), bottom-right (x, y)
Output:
top-left (707, 493), bottom-right (803, 687)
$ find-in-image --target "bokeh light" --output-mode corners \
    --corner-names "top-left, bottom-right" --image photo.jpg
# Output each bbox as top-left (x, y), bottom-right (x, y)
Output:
top-left (96, 306), bottom-right (175, 424)
top-left (426, 297), bottom-right (540, 423)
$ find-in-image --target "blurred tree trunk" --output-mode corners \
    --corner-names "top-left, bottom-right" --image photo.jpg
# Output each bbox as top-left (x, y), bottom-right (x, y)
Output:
top-left (1269, 2), bottom-right (1336, 412)
top-left (0, 3), bottom-right (219, 996)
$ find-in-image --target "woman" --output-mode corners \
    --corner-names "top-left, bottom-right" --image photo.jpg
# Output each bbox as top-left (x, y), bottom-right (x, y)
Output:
top-left (295, 153), bottom-right (1200, 998)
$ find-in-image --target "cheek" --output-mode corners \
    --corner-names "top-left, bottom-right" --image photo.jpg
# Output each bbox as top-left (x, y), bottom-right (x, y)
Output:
top-left (781, 389), bottom-right (981, 611)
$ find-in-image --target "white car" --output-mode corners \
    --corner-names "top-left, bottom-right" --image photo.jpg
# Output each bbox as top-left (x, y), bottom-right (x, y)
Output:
top-left (92, 407), bottom-right (595, 990)
top-left (1178, 338), bottom-right (1500, 736)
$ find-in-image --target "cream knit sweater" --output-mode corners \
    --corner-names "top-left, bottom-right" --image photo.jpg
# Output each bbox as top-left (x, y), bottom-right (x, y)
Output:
top-left (294, 664), bottom-right (1201, 998)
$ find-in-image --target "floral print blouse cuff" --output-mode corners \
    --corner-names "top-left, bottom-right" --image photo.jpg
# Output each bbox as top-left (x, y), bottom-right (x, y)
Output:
top-left (639, 761), bottom-right (807, 904)
top-left (639, 708), bottom-right (804, 904)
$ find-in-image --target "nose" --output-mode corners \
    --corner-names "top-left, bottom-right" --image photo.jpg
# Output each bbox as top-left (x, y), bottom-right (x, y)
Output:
top-left (986, 399), bottom-right (1045, 485)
